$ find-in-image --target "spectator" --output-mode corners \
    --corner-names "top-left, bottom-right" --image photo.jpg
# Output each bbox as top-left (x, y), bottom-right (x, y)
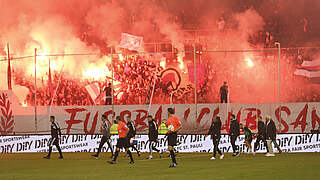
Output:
top-left (220, 81), bottom-right (228, 103)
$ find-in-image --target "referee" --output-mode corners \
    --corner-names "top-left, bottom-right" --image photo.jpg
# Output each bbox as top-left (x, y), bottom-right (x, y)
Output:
top-left (44, 116), bottom-right (63, 159)
top-left (108, 116), bottom-right (134, 164)
top-left (167, 108), bottom-right (182, 168)
top-left (92, 114), bottom-right (114, 159)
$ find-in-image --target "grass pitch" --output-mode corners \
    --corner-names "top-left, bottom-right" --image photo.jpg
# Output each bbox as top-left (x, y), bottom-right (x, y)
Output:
top-left (0, 152), bottom-right (319, 180)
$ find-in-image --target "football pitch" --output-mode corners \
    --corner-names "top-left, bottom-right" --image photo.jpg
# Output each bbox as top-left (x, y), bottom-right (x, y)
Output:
top-left (0, 152), bottom-right (319, 180)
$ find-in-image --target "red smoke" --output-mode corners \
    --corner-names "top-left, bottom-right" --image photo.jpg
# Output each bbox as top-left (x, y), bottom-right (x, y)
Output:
top-left (0, 0), bottom-right (319, 104)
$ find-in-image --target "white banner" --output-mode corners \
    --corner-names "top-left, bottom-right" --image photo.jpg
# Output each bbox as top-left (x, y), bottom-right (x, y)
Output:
top-left (119, 33), bottom-right (143, 51)
top-left (1, 134), bottom-right (319, 153)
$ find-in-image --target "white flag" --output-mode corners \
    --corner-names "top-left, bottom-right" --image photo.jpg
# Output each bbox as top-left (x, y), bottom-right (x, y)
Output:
top-left (119, 33), bottom-right (143, 51)
top-left (85, 83), bottom-right (101, 104)
top-left (295, 59), bottom-right (320, 79)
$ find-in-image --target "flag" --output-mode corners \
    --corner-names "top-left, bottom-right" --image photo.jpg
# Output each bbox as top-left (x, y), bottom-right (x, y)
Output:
top-left (294, 59), bottom-right (320, 83)
top-left (146, 85), bottom-right (151, 105)
top-left (188, 64), bottom-right (205, 86)
top-left (85, 83), bottom-right (101, 104)
top-left (48, 59), bottom-right (54, 96)
top-left (119, 33), bottom-right (143, 51)
top-left (86, 82), bottom-right (124, 104)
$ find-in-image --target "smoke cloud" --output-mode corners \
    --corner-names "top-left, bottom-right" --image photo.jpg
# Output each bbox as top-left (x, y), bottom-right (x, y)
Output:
top-left (0, 0), bottom-right (319, 103)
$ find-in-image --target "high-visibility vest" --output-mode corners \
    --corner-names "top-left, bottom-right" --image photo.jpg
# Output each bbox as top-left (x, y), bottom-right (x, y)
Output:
top-left (158, 123), bottom-right (168, 135)
top-left (110, 124), bottom-right (119, 135)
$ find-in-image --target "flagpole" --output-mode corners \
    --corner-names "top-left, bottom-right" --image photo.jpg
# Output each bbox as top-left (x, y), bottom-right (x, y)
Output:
top-left (49, 65), bottom-right (64, 114)
top-left (6, 43), bottom-right (12, 90)
top-left (34, 48), bottom-right (38, 133)
top-left (111, 48), bottom-right (114, 120)
top-left (227, 87), bottom-right (229, 121)
top-left (170, 91), bottom-right (173, 105)
top-left (275, 42), bottom-right (281, 132)
top-left (148, 69), bottom-right (157, 113)
top-left (193, 44), bottom-right (197, 123)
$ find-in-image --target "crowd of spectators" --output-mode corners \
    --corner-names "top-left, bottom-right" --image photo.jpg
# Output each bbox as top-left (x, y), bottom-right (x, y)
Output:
top-left (14, 72), bottom-right (93, 106)
top-left (11, 47), bottom-right (320, 107)
top-left (111, 55), bottom-right (160, 105)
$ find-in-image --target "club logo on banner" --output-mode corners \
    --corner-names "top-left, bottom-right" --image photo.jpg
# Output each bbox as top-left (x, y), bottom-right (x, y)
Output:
top-left (1, 134), bottom-right (319, 153)
top-left (119, 33), bottom-right (143, 51)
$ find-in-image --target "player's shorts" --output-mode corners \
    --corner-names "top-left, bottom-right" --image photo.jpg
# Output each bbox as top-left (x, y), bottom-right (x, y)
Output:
top-left (167, 133), bottom-right (177, 146)
top-left (48, 137), bottom-right (59, 147)
top-left (116, 137), bottom-right (130, 149)
top-left (245, 135), bottom-right (253, 143)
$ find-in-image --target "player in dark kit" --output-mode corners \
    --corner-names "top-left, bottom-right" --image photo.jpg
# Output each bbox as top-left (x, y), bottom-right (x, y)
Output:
top-left (108, 116), bottom-right (134, 164)
top-left (240, 123), bottom-right (255, 154)
top-left (229, 114), bottom-right (240, 156)
top-left (207, 116), bottom-right (224, 160)
top-left (254, 116), bottom-right (268, 153)
top-left (44, 116), bottom-right (63, 159)
top-left (92, 114), bottom-right (114, 159)
top-left (167, 108), bottom-right (182, 168)
top-left (265, 116), bottom-right (277, 156)
top-left (126, 115), bottom-right (140, 156)
top-left (147, 115), bottom-right (162, 159)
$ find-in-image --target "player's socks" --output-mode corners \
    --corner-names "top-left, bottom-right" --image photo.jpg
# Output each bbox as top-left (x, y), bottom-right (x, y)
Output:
top-left (127, 150), bottom-right (134, 162)
top-left (57, 145), bottom-right (63, 158)
top-left (113, 150), bottom-right (119, 161)
top-left (149, 143), bottom-right (153, 157)
top-left (170, 150), bottom-right (177, 164)
top-left (48, 147), bottom-right (52, 157)
top-left (106, 141), bottom-right (114, 157)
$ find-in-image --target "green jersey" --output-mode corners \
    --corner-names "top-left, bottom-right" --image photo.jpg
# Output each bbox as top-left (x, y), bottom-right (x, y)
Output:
top-left (243, 126), bottom-right (253, 137)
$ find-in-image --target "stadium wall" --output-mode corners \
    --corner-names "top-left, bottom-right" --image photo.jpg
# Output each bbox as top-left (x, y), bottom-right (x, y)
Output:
top-left (0, 134), bottom-right (319, 153)
top-left (1, 90), bottom-right (320, 135)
